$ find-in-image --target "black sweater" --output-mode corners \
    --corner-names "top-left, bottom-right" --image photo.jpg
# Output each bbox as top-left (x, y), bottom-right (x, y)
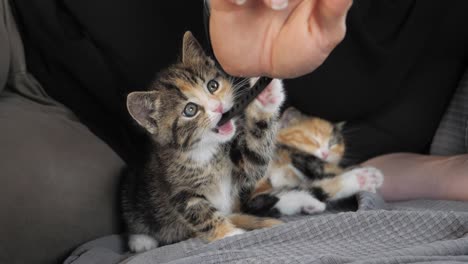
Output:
top-left (12, 0), bottom-right (468, 165)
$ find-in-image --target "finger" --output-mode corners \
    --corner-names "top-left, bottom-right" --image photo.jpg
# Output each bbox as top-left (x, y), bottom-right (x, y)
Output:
top-left (211, 0), bottom-right (248, 11)
top-left (315, 0), bottom-right (352, 30)
top-left (263, 0), bottom-right (289, 10)
top-left (228, 0), bottom-right (248, 5)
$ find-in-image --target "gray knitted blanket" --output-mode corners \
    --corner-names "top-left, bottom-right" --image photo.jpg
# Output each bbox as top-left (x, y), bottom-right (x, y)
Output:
top-left (65, 193), bottom-right (468, 264)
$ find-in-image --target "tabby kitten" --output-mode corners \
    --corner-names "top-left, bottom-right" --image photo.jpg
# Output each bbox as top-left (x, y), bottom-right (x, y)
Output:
top-left (245, 107), bottom-right (384, 217)
top-left (121, 32), bottom-right (284, 253)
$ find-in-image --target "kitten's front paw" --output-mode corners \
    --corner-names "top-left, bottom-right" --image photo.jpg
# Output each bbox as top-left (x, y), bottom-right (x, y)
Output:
top-left (347, 167), bottom-right (384, 193)
top-left (251, 78), bottom-right (285, 114)
top-left (334, 167), bottom-right (384, 200)
top-left (356, 167), bottom-right (384, 192)
top-left (128, 234), bottom-right (158, 253)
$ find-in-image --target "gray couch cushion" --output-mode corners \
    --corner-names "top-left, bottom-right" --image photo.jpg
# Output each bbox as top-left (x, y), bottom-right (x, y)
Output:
top-left (0, 1), bottom-right (126, 263)
top-left (0, 0), bottom-right (10, 92)
top-left (431, 68), bottom-right (468, 155)
top-left (0, 91), bottom-right (125, 264)
top-left (1, 0), bottom-right (53, 104)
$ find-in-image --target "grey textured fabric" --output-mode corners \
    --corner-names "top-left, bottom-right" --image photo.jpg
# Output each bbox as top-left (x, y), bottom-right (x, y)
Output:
top-left (64, 235), bottom-right (129, 264)
top-left (0, 0), bottom-right (126, 263)
top-left (431, 68), bottom-right (468, 155)
top-left (65, 193), bottom-right (468, 264)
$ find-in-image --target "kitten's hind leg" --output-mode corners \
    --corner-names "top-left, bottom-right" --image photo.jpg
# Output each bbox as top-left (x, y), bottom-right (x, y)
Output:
top-left (229, 214), bottom-right (283, 230)
top-left (128, 234), bottom-right (158, 253)
top-left (172, 189), bottom-right (246, 242)
top-left (245, 189), bottom-right (326, 217)
top-left (275, 190), bottom-right (326, 215)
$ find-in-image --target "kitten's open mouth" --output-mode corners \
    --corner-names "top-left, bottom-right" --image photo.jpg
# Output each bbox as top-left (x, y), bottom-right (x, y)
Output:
top-left (213, 120), bottom-right (234, 135)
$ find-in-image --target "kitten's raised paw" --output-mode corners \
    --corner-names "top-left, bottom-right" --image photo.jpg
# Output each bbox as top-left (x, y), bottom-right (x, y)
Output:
top-left (128, 234), bottom-right (158, 253)
top-left (355, 167), bottom-right (384, 193)
top-left (251, 78), bottom-right (285, 114)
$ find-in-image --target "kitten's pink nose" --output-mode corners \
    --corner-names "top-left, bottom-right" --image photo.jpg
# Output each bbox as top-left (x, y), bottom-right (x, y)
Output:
top-left (214, 103), bottom-right (223, 114)
top-left (321, 151), bottom-right (329, 159)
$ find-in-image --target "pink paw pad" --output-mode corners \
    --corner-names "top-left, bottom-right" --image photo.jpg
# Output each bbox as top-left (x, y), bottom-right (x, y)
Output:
top-left (357, 174), bottom-right (367, 188)
top-left (253, 79), bottom-right (285, 112)
top-left (257, 86), bottom-right (278, 106)
top-left (356, 168), bottom-right (384, 193)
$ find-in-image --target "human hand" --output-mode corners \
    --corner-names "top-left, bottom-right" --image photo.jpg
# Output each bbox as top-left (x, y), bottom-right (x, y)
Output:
top-left (209, 0), bottom-right (352, 78)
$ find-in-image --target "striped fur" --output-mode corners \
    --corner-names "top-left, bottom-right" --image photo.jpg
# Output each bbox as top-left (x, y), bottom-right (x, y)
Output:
top-left (121, 32), bottom-right (284, 252)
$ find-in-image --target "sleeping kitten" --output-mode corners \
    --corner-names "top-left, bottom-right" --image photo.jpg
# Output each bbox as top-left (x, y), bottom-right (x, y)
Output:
top-left (244, 107), bottom-right (384, 217)
top-left (120, 32), bottom-right (284, 253)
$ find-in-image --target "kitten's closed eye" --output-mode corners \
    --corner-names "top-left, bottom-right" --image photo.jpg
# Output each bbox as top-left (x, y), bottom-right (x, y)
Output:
top-left (310, 138), bottom-right (320, 147)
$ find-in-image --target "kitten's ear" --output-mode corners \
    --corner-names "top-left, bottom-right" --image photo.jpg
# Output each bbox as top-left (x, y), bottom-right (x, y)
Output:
top-left (279, 107), bottom-right (303, 129)
top-left (335, 121), bottom-right (346, 131)
top-left (127, 91), bottom-right (159, 134)
top-left (182, 31), bottom-right (207, 65)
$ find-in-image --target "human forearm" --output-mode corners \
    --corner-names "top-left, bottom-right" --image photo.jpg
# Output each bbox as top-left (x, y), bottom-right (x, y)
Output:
top-left (363, 153), bottom-right (468, 201)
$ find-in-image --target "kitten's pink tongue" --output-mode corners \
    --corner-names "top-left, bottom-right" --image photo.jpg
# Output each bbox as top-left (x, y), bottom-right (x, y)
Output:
top-left (217, 120), bottom-right (233, 135)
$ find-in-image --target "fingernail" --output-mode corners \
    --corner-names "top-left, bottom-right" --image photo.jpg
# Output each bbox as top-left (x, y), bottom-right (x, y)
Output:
top-left (271, 0), bottom-right (288, 10)
top-left (235, 0), bottom-right (247, 5)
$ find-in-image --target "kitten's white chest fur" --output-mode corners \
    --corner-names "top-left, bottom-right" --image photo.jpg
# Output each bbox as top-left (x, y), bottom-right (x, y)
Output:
top-left (189, 144), bottom-right (219, 164)
top-left (205, 173), bottom-right (234, 215)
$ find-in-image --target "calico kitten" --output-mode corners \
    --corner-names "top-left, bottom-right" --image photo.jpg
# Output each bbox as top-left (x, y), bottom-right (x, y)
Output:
top-left (121, 32), bottom-right (284, 253)
top-left (245, 107), bottom-right (384, 217)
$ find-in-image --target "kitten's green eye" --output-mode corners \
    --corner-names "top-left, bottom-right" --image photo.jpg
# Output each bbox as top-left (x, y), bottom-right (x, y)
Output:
top-left (207, 80), bottom-right (219, 94)
top-left (183, 102), bottom-right (199, 117)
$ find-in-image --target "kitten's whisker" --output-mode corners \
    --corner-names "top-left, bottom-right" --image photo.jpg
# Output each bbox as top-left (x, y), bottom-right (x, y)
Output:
top-left (231, 78), bottom-right (250, 90)
top-left (235, 77), bottom-right (250, 86)
top-left (235, 81), bottom-right (251, 90)
top-left (232, 91), bottom-right (246, 101)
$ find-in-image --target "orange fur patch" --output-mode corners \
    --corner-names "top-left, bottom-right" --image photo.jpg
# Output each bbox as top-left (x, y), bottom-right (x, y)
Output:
top-left (324, 163), bottom-right (344, 175)
top-left (208, 220), bottom-right (236, 241)
top-left (313, 177), bottom-right (343, 197)
top-left (229, 214), bottom-right (283, 230)
top-left (215, 79), bottom-right (231, 100)
top-left (274, 148), bottom-right (292, 165)
top-left (277, 116), bottom-right (344, 158)
top-left (253, 178), bottom-right (273, 196)
top-left (174, 79), bottom-right (193, 93)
